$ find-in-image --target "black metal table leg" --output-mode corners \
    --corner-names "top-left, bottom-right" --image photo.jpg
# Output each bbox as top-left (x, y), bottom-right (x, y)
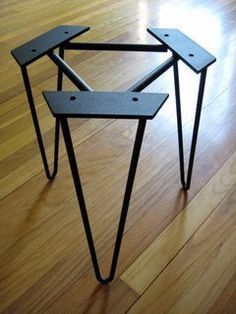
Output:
top-left (12, 25), bottom-right (216, 284)
top-left (21, 66), bottom-right (60, 179)
top-left (106, 118), bottom-right (147, 282)
top-left (12, 25), bottom-right (89, 179)
top-left (57, 46), bottom-right (64, 91)
top-left (52, 46), bottom-right (64, 178)
top-left (59, 117), bottom-right (102, 282)
top-left (59, 117), bottom-right (147, 283)
top-left (173, 61), bottom-right (207, 190)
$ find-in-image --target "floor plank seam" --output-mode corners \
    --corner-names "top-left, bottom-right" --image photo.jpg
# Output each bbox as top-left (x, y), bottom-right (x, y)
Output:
top-left (0, 118), bottom-right (115, 201)
top-left (123, 156), bottom-right (236, 312)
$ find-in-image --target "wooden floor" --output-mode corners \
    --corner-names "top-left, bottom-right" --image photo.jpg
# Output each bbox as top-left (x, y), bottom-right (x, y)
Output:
top-left (0, 0), bottom-right (236, 313)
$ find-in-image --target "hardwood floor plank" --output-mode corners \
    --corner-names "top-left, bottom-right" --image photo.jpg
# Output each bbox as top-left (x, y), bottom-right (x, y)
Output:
top-left (208, 272), bottom-right (236, 314)
top-left (128, 184), bottom-right (236, 314)
top-left (0, 117), bottom-right (114, 199)
top-left (1, 0), bottom-right (235, 312)
top-left (121, 149), bottom-right (236, 294)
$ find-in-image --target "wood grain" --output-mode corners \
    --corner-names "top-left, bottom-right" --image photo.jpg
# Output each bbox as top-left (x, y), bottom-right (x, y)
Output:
top-left (0, 0), bottom-right (235, 313)
top-left (127, 185), bottom-right (236, 313)
top-left (121, 150), bottom-right (236, 294)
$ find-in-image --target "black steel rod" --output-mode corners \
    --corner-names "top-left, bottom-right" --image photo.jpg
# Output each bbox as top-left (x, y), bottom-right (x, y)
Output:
top-left (60, 117), bottom-right (147, 283)
top-left (21, 66), bottom-right (60, 180)
top-left (173, 61), bottom-right (207, 190)
top-left (59, 117), bottom-right (102, 281)
top-left (185, 68), bottom-right (207, 189)
top-left (57, 46), bottom-right (64, 90)
top-left (64, 42), bottom-right (167, 52)
top-left (48, 51), bottom-right (174, 94)
top-left (52, 46), bottom-right (65, 177)
top-left (173, 61), bottom-right (185, 187)
top-left (107, 118), bottom-right (147, 282)
top-left (48, 51), bottom-right (92, 91)
top-left (127, 56), bottom-right (176, 92)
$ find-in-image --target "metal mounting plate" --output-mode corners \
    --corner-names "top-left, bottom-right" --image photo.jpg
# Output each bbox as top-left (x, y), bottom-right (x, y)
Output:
top-left (11, 25), bottom-right (90, 66)
top-left (147, 28), bottom-right (216, 73)
top-left (43, 91), bottom-right (169, 119)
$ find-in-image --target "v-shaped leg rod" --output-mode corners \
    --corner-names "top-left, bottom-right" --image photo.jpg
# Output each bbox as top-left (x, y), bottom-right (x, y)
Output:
top-left (173, 61), bottom-right (207, 190)
top-left (20, 47), bottom-right (64, 180)
top-left (59, 117), bottom-right (147, 283)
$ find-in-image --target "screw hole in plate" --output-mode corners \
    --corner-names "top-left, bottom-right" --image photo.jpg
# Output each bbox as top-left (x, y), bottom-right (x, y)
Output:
top-left (31, 49), bottom-right (36, 52)
top-left (189, 53), bottom-right (194, 57)
top-left (64, 31), bottom-right (69, 34)
top-left (132, 97), bottom-right (139, 102)
top-left (164, 34), bottom-right (169, 37)
top-left (70, 96), bottom-right (76, 101)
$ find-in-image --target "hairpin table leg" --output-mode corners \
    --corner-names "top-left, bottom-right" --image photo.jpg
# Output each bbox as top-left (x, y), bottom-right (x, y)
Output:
top-left (173, 61), bottom-right (207, 190)
top-left (59, 117), bottom-right (147, 283)
top-left (20, 47), bottom-right (64, 180)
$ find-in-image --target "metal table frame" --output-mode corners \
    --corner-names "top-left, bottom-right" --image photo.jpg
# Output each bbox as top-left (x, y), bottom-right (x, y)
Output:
top-left (11, 25), bottom-right (216, 283)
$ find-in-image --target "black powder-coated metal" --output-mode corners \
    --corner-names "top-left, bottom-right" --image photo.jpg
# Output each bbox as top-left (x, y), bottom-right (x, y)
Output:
top-left (21, 66), bottom-right (59, 180)
top-left (147, 28), bottom-right (216, 73)
top-left (64, 42), bottom-right (167, 52)
top-left (48, 51), bottom-right (92, 91)
top-left (52, 46), bottom-right (65, 177)
top-left (11, 23), bottom-right (216, 284)
top-left (127, 56), bottom-right (176, 92)
top-left (11, 25), bottom-right (89, 66)
top-left (43, 91), bottom-right (169, 119)
top-left (60, 117), bottom-right (147, 283)
top-left (49, 50), bottom-right (175, 94)
top-left (19, 47), bottom-right (65, 180)
top-left (106, 118), bottom-right (147, 282)
top-left (57, 46), bottom-right (64, 91)
top-left (173, 62), bottom-right (207, 190)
